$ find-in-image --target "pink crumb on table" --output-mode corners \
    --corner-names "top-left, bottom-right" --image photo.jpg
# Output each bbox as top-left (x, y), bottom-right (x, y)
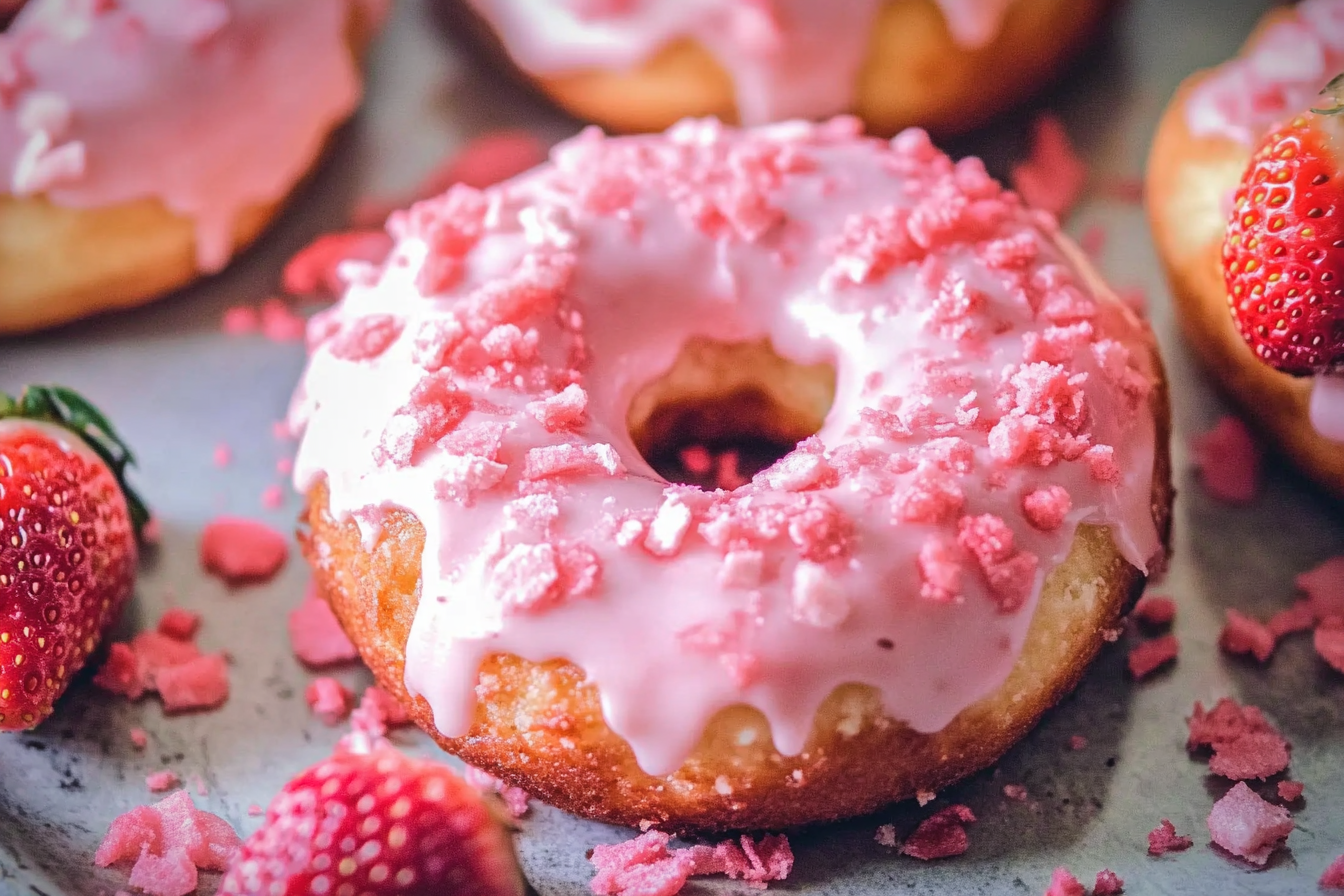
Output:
top-left (260, 485), bottom-right (284, 509)
top-left (1191, 417), bottom-right (1261, 504)
top-left (126, 848), bottom-right (196, 896)
top-left (1314, 619), bottom-right (1344, 673)
top-left (1043, 867), bottom-right (1084, 896)
top-left (304, 676), bottom-right (353, 725)
top-left (276, 457), bottom-right (294, 476)
top-left (282, 230), bottom-right (394, 297)
top-left (130, 728), bottom-right (149, 749)
top-left (1068, 735), bottom-right (1088, 751)
top-left (1147, 819), bottom-right (1193, 856)
top-left (199, 516), bottom-right (289, 585)
top-left (1322, 854), bottom-right (1344, 888)
top-left (212, 443), bottom-right (231, 467)
top-left (1079, 224), bottom-right (1107, 258)
top-left (588, 830), bottom-right (792, 896)
top-left (1011, 115), bottom-right (1087, 220)
top-left (1133, 595), bottom-right (1175, 627)
top-left (1268, 599), bottom-right (1316, 639)
top-left (145, 771), bottom-right (179, 793)
top-left (1296, 556), bottom-right (1344, 621)
top-left (157, 608), bottom-right (201, 641)
top-left (874, 824), bottom-right (898, 848)
top-left (95, 791), bottom-right (241, 896)
top-left (247, 804), bottom-right (264, 817)
top-left (220, 305), bottom-right (259, 336)
top-left (1277, 780), bottom-right (1304, 802)
top-left (156, 654), bottom-right (230, 713)
top-left (1218, 609), bottom-right (1275, 663)
top-left (271, 420), bottom-right (293, 441)
top-left (1093, 869), bottom-right (1124, 895)
top-left (1003, 784), bottom-right (1028, 801)
top-left (1127, 634), bottom-right (1178, 679)
top-left (288, 584), bottom-right (359, 667)
top-left (259, 297), bottom-right (306, 342)
top-left (1207, 731), bottom-right (1290, 781)
top-left (1207, 781), bottom-right (1293, 865)
top-left (900, 805), bottom-right (976, 860)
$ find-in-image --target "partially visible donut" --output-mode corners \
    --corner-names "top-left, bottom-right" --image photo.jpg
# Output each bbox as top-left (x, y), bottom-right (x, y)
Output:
top-left (1147, 0), bottom-right (1344, 496)
top-left (449, 0), bottom-right (1114, 136)
top-left (0, 0), bottom-right (385, 335)
top-left (291, 118), bottom-right (1172, 833)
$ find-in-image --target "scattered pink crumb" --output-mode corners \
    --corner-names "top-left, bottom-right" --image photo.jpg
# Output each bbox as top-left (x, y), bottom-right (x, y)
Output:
top-left (288, 584), bottom-right (359, 667)
top-left (211, 443), bottom-right (231, 467)
top-left (1133, 595), bottom-right (1175, 628)
top-left (1322, 854), bottom-right (1344, 888)
top-left (156, 608), bottom-right (201, 642)
top-left (900, 805), bottom-right (976, 861)
top-left (1116, 286), bottom-right (1148, 314)
top-left (1315, 619), bottom-right (1344, 674)
top-left (126, 846), bottom-right (197, 896)
top-left (247, 804), bottom-right (264, 817)
top-left (1207, 731), bottom-right (1290, 781)
top-left (588, 830), bottom-right (792, 895)
top-left (1010, 114), bottom-right (1087, 220)
top-left (130, 728), bottom-right (149, 750)
top-left (875, 824), bottom-right (898, 848)
top-left (340, 685), bottom-right (413, 753)
top-left (1093, 869), bottom-right (1124, 895)
top-left (1003, 784), bottom-right (1028, 801)
top-left (1043, 867), bottom-right (1084, 896)
top-left (199, 516), bottom-right (289, 586)
top-left (259, 297), bottom-right (306, 342)
top-left (680, 445), bottom-right (713, 477)
top-left (1127, 634), bottom-right (1179, 679)
top-left (260, 485), bottom-right (285, 509)
top-left (141, 516), bottom-right (162, 546)
top-left (715, 450), bottom-right (749, 490)
top-left (96, 791), bottom-right (241, 895)
top-left (156, 654), bottom-right (230, 713)
top-left (1268, 599), bottom-right (1316, 639)
top-left (1079, 224), bottom-right (1107, 258)
top-left (1191, 417), bottom-right (1261, 504)
top-left (1296, 556), bottom-right (1344, 621)
top-left (192, 775), bottom-right (208, 797)
top-left (220, 305), bottom-right (259, 336)
top-left (463, 765), bottom-right (531, 818)
top-left (1068, 735), bottom-right (1088, 751)
top-left (145, 771), bottom-right (180, 793)
top-left (1147, 819), bottom-right (1193, 856)
top-left (275, 457), bottom-right (294, 476)
top-left (271, 420), bottom-right (293, 441)
top-left (1218, 609), bottom-right (1276, 663)
top-left (282, 229), bottom-right (394, 296)
top-left (1277, 780), bottom-right (1304, 802)
top-left (916, 790), bottom-right (936, 807)
top-left (305, 676), bottom-right (354, 725)
top-left (1207, 781), bottom-right (1293, 865)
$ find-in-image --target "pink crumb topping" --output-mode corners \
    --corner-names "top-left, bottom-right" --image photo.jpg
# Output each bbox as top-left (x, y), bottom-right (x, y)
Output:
top-left (288, 584), bottom-right (359, 667)
top-left (1021, 485), bottom-right (1071, 531)
top-left (199, 516), bottom-right (289, 586)
top-left (1218, 609), bottom-right (1275, 663)
top-left (1010, 115), bottom-right (1087, 220)
top-left (589, 830), bottom-right (792, 895)
top-left (261, 485), bottom-right (285, 509)
top-left (305, 676), bottom-right (353, 725)
top-left (1322, 855), bottom-right (1344, 888)
top-left (96, 791), bottom-right (241, 896)
top-left (283, 230), bottom-right (394, 297)
top-left (1277, 780), bottom-right (1304, 803)
top-left (1186, 697), bottom-right (1291, 780)
top-left (874, 824), bottom-right (898, 848)
top-left (156, 608), bottom-right (201, 641)
top-left (1132, 595), bottom-right (1175, 627)
top-left (212, 443), bottom-right (232, 467)
top-left (221, 306), bottom-right (259, 336)
top-left (1315, 619), bottom-right (1344, 673)
top-left (126, 848), bottom-right (197, 896)
top-left (900, 805), bottom-right (977, 860)
top-left (130, 728), bottom-right (149, 750)
top-left (1187, 698), bottom-right (1278, 749)
top-left (1093, 869), bottom-right (1124, 895)
top-left (145, 771), bottom-right (180, 793)
top-left (95, 621), bottom-right (230, 714)
top-left (463, 765), bottom-right (531, 818)
top-left (1207, 781), bottom-right (1293, 865)
top-left (1042, 867), bottom-right (1084, 896)
top-left (156, 654), bottom-right (230, 713)
top-left (1299, 557), bottom-right (1344, 622)
top-left (1191, 417), bottom-right (1261, 505)
top-left (1147, 819), bottom-right (1193, 856)
top-left (1268, 600), bottom-right (1316, 639)
top-left (1068, 735), bottom-right (1088, 751)
top-left (1127, 634), bottom-right (1178, 679)
top-left (1003, 784), bottom-right (1028, 801)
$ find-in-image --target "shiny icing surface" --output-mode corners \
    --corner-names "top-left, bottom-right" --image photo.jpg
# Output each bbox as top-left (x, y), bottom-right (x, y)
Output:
top-left (0, 0), bottom-right (370, 272)
top-left (290, 118), bottom-right (1162, 776)
top-left (1185, 0), bottom-right (1344, 441)
top-left (466, 0), bottom-right (1018, 125)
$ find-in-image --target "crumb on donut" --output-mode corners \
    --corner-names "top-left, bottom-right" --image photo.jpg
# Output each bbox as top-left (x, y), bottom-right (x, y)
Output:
top-left (1218, 609), bottom-right (1275, 663)
top-left (1146, 819), bottom-right (1192, 856)
top-left (1207, 782), bottom-right (1293, 866)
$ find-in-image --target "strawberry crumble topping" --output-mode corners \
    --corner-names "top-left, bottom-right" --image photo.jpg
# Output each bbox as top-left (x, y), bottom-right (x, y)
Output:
top-left (1323, 855), bottom-right (1344, 888)
top-left (95, 791), bottom-right (241, 896)
top-left (1147, 819), bottom-right (1193, 856)
top-left (1218, 609), bottom-right (1275, 663)
top-left (1207, 782), bottom-right (1293, 865)
top-left (1127, 634), bottom-right (1178, 679)
top-left (588, 831), bottom-right (793, 895)
top-left (199, 517), bottom-right (289, 586)
top-left (900, 805), bottom-right (977, 860)
top-left (1043, 867), bottom-right (1085, 896)
top-left (1010, 115), bottom-right (1087, 220)
top-left (287, 584), bottom-right (359, 667)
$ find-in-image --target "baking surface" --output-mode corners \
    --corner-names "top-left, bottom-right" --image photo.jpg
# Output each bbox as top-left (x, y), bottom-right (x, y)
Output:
top-left (2, 0), bottom-right (1343, 894)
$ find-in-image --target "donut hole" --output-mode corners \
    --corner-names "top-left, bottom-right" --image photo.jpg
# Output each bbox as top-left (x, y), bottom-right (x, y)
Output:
top-left (625, 338), bottom-right (836, 488)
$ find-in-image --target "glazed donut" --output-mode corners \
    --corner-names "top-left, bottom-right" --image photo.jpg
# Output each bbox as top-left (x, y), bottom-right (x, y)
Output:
top-left (1147, 0), bottom-right (1344, 496)
top-left (0, 0), bottom-right (385, 335)
top-left (291, 118), bottom-right (1172, 833)
top-left (447, 0), bottom-right (1114, 136)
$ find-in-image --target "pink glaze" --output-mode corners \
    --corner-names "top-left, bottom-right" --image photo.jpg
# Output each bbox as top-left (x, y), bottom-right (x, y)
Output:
top-left (290, 118), bottom-right (1163, 776)
top-left (466, 0), bottom-right (1017, 125)
top-left (0, 0), bottom-right (368, 272)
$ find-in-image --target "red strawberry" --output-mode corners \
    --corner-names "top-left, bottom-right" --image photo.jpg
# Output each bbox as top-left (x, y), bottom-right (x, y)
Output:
top-left (0, 385), bottom-right (147, 730)
top-left (1223, 74), bottom-right (1344, 375)
top-left (218, 746), bottom-right (525, 896)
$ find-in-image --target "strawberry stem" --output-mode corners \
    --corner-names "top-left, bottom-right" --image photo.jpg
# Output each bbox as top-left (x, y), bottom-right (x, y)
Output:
top-left (0, 385), bottom-right (150, 538)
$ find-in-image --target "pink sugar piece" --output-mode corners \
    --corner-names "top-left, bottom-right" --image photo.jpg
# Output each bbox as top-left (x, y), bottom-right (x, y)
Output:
top-left (680, 445), bottom-right (713, 477)
top-left (97, 807), bottom-right (164, 867)
top-left (156, 654), bottom-right (230, 713)
top-left (1187, 698), bottom-right (1279, 751)
top-left (247, 804), bottom-right (264, 817)
top-left (220, 305), bottom-right (259, 336)
top-left (1093, 869), bottom-right (1124, 895)
top-left (259, 297), bottom-right (307, 343)
top-left (1003, 784), bottom-right (1028, 801)
top-left (193, 776), bottom-right (208, 797)
top-left (341, 685), bottom-right (412, 753)
top-left (1127, 634), bottom-right (1178, 680)
top-left (1147, 819), bottom-right (1193, 856)
top-left (212, 443), bottom-right (232, 467)
top-left (1299, 557), bottom-right (1344, 622)
top-left (131, 631), bottom-right (202, 690)
top-left (305, 676), bottom-right (353, 725)
top-left (523, 442), bottom-right (623, 480)
top-left (1315, 619), bottom-right (1344, 674)
top-left (199, 516), bottom-right (289, 586)
top-left (260, 485), bottom-right (285, 509)
top-left (1010, 115), bottom-right (1087, 220)
top-left (715, 450), bottom-right (749, 490)
top-left (271, 420), bottom-right (293, 441)
top-left (900, 804), bottom-right (976, 861)
top-left (1277, 780), bottom-right (1304, 803)
top-left (1132, 595), bottom-right (1175, 628)
top-left (1068, 735), bottom-right (1088, 751)
top-left (1191, 417), bottom-right (1261, 505)
top-left (1207, 781), bottom-right (1293, 865)
top-left (94, 642), bottom-right (146, 699)
top-left (588, 830), bottom-right (791, 895)
top-left (1322, 854), bottom-right (1344, 888)
top-left (96, 791), bottom-right (241, 879)
top-left (156, 608), bottom-right (201, 642)
top-left (1208, 731), bottom-right (1290, 781)
top-left (1043, 867), bottom-right (1085, 896)
top-left (276, 456), bottom-right (293, 476)
top-left (1078, 224), bottom-right (1107, 258)
top-left (463, 765), bottom-right (531, 819)
top-left (1022, 485), bottom-right (1071, 532)
top-left (145, 771), bottom-right (180, 793)
top-left (130, 728), bottom-right (149, 750)
top-left (282, 230), bottom-right (393, 297)
top-left (126, 846), bottom-right (197, 896)
top-left (288, 584), bottom-right (359, 667)
top-left (875, 824), bottom-right (898, 848)
top-left (1267, 600), bottom-right (1316, 639)
top-left (1218, 609), bottom-right (1276, 663)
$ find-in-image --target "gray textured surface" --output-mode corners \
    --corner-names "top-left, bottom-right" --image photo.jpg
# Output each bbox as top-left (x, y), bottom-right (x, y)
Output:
top-left (3, 0), bottom-right (1344, 893)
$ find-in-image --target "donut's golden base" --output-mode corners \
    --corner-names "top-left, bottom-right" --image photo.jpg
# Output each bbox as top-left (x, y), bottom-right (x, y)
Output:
top-left (462, 0), bottom-right (1113, 137)
top-left (0, 3), bottom-right (381, 335)
top-left (1146, 9), bottom-right (1344, 499)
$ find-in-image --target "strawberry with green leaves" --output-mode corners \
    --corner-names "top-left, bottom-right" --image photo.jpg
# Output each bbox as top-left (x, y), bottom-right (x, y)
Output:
top-left (0, 385), bottom-right (146, 730)
top-left (1223, 73), bottom-right (1344, 375)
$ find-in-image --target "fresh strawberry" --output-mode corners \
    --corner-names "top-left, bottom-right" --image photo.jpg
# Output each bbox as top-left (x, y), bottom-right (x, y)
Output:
top-left (218, 746), bottom-right (525, 896)
top-left (1223, 74), bottom-right (1344, 375)
top-left (0, 385), bottom-right (147, 730)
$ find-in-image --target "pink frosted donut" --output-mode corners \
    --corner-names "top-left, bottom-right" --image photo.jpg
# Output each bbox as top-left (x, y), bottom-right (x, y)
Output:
top-left (292, 117), bottom-right (1172, 832)
top-left (0, 0), bottom-right (385, 334)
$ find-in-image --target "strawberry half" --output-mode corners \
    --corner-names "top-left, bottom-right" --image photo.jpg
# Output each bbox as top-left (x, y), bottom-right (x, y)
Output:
top-left (0, 385), bottom-right (146, 730)
top-left (218, 746), bottom-right (525, 896)
top-left (1223, 74), bottom-right (1344, 376)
